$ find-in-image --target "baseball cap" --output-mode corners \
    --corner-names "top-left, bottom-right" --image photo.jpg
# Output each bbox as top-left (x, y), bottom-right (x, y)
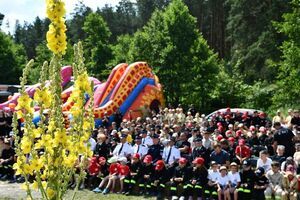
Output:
top-left (220, 166), bottom-right (227, 171)
top-left (242, 160), bottom-right (251, 166)
top-left (193, 137), bottom-right (202, 142)
top-left (228, 137), bottom-right (235, 142)
top-left (192, 157), bottom-right (205, 165)
top-left (132, 153), bottom-right (140, 159)
top-left (211, 161), bottom-right (217, 166)
top-left (155, 160), bottom-right (165, 170)
top-left (118, 157), bottom-right (127, 163)
top-left (255, 167), bottom-right (265, 176)
top-left (108, 156), bottom-right (118, 163)
top-left (230, 162), bottom-right (238, 167)
top-left (179, 157), bottom-right (188, 165)
top-left (143, 155), bottom-right (152, 164)
top-left (151, 134), bottom-right (159, 139)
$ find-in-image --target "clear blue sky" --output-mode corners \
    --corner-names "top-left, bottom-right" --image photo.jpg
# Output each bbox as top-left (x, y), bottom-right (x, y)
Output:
top-left (0, 0), bottom-right (122, 34)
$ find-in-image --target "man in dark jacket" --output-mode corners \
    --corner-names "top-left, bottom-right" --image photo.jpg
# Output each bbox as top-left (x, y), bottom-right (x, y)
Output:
top-left (151, 160), bottom-right (170, 199)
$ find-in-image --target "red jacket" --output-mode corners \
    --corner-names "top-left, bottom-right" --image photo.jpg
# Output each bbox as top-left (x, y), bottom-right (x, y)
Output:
top-left (109, 163), bottom-right (120, 175)
top-left (235, 145), bottom-right (251, 158)
top-left (118, 164), bottom-right (130, 176)
top-left (88, 160), bottom-right (100, 175)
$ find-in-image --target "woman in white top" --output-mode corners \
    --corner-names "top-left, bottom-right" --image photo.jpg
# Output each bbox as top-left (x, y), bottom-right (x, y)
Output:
top-left (228, 162), bottom-right (241, 200)
top-left (217, 166), bottom-right (231, 200)
top-left (256, 150), bottom-right (272, 172)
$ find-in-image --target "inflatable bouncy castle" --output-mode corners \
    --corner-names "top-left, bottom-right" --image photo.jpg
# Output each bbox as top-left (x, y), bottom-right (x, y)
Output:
top-left (0, 62), bottom-right (164, 127)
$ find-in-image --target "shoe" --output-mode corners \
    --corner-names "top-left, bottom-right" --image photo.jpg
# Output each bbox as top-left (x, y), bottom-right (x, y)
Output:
top-left (122, 191), bottom-right (126, 195)
top-left (0, 175), bottom-right (8, 181)
top-left (16, 177), bottom-right (25, 183)
top-left (79, 183), bottom-right (84, 190)
top-left (92, 187), bottom-right (102, 193)
top-left (125, 191), bottom-right (130, 196)
top-left (172, 196), bottom-right (179, 200)
top-left (102, 188), bottom-right (109, 195)
top-left (179, 196), bottom-right (185, 200)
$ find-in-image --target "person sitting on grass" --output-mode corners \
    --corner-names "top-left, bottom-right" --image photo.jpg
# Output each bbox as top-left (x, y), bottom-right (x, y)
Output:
top-left (92, 156), bottom-right (119, 195)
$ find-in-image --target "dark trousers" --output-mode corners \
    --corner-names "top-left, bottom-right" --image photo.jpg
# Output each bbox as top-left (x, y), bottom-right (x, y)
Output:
top-left (0, 162), bottom-right (14, 177)
top-left (184, 181), bottom-right (203, 197)
top-left (237, 187), bottom-right (253, 200)
top-left (138, 176), bottom-right (152, 192)
top-left (204, 185), bottom-right (218, 199)
top-left (169, 181), bottom-right (184, 197)
top-left (124, 175), bottom-right (139, 192)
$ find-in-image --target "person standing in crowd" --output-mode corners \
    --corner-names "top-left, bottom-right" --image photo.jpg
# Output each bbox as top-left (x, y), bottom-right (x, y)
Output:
top-left (191, 137), bottom-right (209, 165)
top-left (112, 133), bottom-right (133, 158)
top-left (285, 109), bottom-right (294, 128)
top-left (131, 135), bottom-right (148, 159)
top-left (265, 161), bottom-right (283, 200)
top-left (273, 122), bottom-right (295, 157)
top-left (147, 134), bottom-right (163, 163)
top-left (210, 143), bottom-right (230, 166)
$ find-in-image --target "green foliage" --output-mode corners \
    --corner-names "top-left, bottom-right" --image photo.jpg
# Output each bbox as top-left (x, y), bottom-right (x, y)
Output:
top-left (272, 0), bottom-right (300, 107)
top-left (0, 31), bottom-right (27, 84)
top-left (113, 0), bottom-right (221, 110)
top-left (83, 12), bottom-right (112, 81)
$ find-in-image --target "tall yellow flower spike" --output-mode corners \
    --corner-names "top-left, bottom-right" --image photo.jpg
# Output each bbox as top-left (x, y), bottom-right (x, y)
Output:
top-left (46, 0), bottom-right (67, 55)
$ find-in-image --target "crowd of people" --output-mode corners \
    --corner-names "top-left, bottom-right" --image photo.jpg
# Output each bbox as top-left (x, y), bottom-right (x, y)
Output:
top-left (0, 106), bottom-right (300, 200)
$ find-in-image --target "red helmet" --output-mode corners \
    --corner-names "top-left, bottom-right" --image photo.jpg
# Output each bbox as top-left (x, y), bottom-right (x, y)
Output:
top-left (249, 126), bottom-right (256, 131)
top-left (217, 122), bottom-right (222, 127)
top-left (132, 153), bottom-right (140, 159)
top-left (228, 137), bottom-right (235, 142)
top-left (179, 157), bottom-right (188, 165)
top-left (143, 155), bottom-right (152, 164)
top-left (216, 135), bottom-right (223, 141)
top-left (238, 139), bottom-right (246, 146)
top-left (155, 160), bottom-right (165, 170)
top-left (236, 130), bottom-right (243, 137)
top-left (98, 157), bottom-right (106, 164)
top-left (225, 130), bottom-right (233, 137)
top-left (192, 157), bottom-right (205, 165)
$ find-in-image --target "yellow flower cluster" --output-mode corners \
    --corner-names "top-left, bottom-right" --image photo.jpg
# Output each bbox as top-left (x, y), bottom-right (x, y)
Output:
top-left (46, 0), bottom-right (67, 55)
top-left (34, 88), bottom-right (52, 108)
top-left (15, 93), bottom-right (34, 119)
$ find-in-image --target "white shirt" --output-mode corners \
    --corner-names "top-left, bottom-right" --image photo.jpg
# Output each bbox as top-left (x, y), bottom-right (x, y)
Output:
top-left (162, 146), bottom-right (180, 165)
top-left (88, 138), bottom-right (97, 152)
top-left (257, 158), bottom-right (272, 172)
top-left (113, 142), bottom-right (133, 158)
top-left (141, 136), bottom-right (153, 147)
top-left (217, 174), bottom-right (230, 187)
top-left (132, 144), bottom-right (148, 158)
top-left (202, 138), bottom-right (213, 150)
top-left (208, 170), bottom-right (220, 182)
top-left (228, 171), bottom-right (241, 186)
top-left (188, 136), bottom-right (195, 149)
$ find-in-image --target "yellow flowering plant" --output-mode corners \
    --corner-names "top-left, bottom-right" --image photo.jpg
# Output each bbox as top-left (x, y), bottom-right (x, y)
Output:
top-left (12, 0), bottom-right (94, 199)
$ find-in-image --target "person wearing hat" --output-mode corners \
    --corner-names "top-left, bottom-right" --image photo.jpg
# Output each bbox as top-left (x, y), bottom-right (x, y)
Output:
top-left (132, 135), bottom-right (148, 158)
top-left (228, 162), bottom-right (240, 200)
top-left (188, 128), bottom-right (201, 149)
top-left (169, 157), bottom-right (191, 200)
top-left (204, 161), bottom-right (219, 199)
top-left (0, 138), bottom-right (15, 181)
top-left (273, 121), bottom-right (295, 157)
top-left (265, 161), bottom-right (283, 200)
top-left (253, 167), bottom-right (269, 200)
top-left (138, 155), bottom-right (154, 195)
top-left (94, 133), bottom-right (110, 159)
top-left (112, 133), bottom-right (133, 158)
top-left (93, 156), bottom-right (120, 194)
top-left (123, 153), bottom-right (142, 195)
top-left (282, 164), bottom-right (298, 200)
top-left (141, 129), bottom-right (153, 147)
top-left (217, 166), bottom-right (230, 200)
top-left (235, 139), bottom-right (251, 165)
top-left (184, 157), bottom-right (208, 200)
top-left (192, 137), bottom-right (210, 167)
top-left (236, 159), bottom-right (255, 200)
top-left (162, 137), bottom-right (180, 173)
top-left (175, 132), bottom-right (191, 158)
top-left (151, 160), bottom-right (169, 199)
top-left (147, 134), bottom-right (163, 163)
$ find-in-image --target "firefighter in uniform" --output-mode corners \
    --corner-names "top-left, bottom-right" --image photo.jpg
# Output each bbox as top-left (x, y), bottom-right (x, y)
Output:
top-left (123, 153), bottom-right (142, 195)
top-left (184, 157), bottom-right (208, 199)
top-left (138, 155), bottom-right (154, 195)
top-left (236, 159), bottom-right (255, 200)
top-left (169, 157), bottom-right (192, 200)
